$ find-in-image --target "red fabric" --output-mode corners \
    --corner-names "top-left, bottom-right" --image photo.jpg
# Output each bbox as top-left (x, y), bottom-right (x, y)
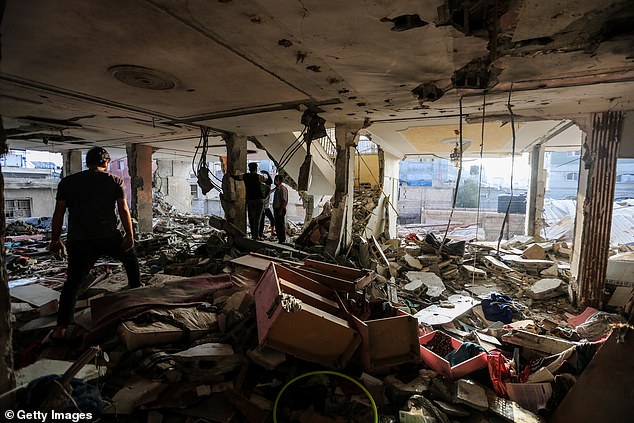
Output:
top-left (488, 350), bottom-right (513, 397)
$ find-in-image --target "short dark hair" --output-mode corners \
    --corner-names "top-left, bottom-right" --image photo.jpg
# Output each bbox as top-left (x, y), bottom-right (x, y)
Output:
top-left (275, 175), bottom-right (283, 183)
top-left (248, 162), bottom-right (258, 171)
top-left (86, 147), bottom-right (110, 166)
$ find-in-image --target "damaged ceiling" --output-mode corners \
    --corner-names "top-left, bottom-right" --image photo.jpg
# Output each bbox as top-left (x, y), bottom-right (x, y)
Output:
top-left (1, 0), bottom-right (633, 158)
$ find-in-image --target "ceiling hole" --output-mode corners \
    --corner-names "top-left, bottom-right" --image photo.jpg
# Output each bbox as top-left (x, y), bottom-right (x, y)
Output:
top-left (347, 113), bottom-right (356, 116)
top-left (306, 65), bottom-right (321, 72)
top-left (278, 39), bottom-right (293, 47)
top-left (356, 102), bottom-right (366, 107)
top-left (187, 88), bottom-right (195, 92)
top-left (381, 14), bottom-right (428, 32)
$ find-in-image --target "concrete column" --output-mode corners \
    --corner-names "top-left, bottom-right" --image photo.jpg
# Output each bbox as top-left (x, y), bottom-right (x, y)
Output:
top-left (62, 150), bottom-right (82, 177)
top-left (222, 134), bottom-right (247, 233)
top-left (571, 112), bottom-right (623, 308)
top-left (526, 142), bottom-right (546, 237)
top-left (326, 123), bottom-right (359, 256)
top-left (126, 143), bottom-right (153, 234)
top-left (0, 117), bottom-right (16, 408)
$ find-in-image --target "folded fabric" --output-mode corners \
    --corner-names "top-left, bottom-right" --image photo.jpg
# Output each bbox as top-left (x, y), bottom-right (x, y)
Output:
top-left (481, 293), bottom-right (514, 324)
top-left (444, 342), bottom-right (487, 366)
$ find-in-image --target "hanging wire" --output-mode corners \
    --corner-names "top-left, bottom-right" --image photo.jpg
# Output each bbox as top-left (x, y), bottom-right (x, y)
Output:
top-left (471, 93), bottom-right (486, 282)
top-left (192, 127), bottom-right (222, 192)
top-left (277, 127), bottom-right (306, 170)
top-left (439, 96), bottom-right (464, 257)
top-left (497, 85), bottom-right (517, 255)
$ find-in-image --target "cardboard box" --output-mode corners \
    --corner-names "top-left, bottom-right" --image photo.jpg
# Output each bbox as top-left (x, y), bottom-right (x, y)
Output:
top-left (419, 331), bottom-right (488, 380)
top-left (254, 263), bottom-right (360, 369)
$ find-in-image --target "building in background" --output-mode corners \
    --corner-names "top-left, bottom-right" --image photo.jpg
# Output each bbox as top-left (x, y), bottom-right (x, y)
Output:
top-left (1, 150), bottom-right (61, 219)
top-left (546, 152), bottom-right (634, 200)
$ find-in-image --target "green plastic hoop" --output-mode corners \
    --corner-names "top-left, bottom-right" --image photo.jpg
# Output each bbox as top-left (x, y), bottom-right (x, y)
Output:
top-left (273, 370), bottom-right (379, 423)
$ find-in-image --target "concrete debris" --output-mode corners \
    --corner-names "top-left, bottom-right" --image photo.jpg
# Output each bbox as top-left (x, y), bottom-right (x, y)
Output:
top-left (7, 193), bottom-right (630, 422)
top-left (405, 271), bottom-right (445, 297)
top-left (528, 278), bottom-right (564, 299)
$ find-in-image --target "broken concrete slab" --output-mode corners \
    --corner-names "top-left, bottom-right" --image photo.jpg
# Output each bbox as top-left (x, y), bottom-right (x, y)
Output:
top-left (414, 295), bottom-right (480, 326)
top-left (528, 278), bottom-right (563, 299)
top-left (10, 283), bottom-right (60, 307)
top-left (454, 379), bottom-right (488, 411)
top-left (405, 271), bottom-right (445, 297)
top-left (403, 254), bottom-right (423, 270)
top-left (460, 265), bottom-right (487, 280)
top-left (522, 244), bottom-right (546, 260)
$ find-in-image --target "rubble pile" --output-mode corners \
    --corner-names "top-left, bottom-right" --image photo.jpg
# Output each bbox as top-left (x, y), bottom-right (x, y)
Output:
top-left (351, 183), bottom-right (382, 237)
top-left (6, 200), bottom-right (634, 422)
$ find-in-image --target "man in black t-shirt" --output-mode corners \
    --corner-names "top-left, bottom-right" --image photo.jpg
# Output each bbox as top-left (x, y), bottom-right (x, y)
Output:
top-left (232, 162), bottom-right (266, 240)
top-left (47, 147), bottom-right (140, 341)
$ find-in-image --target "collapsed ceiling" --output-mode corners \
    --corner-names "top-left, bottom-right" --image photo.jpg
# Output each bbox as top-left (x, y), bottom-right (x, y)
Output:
top-left (1, 0), bottom-right (633, 158)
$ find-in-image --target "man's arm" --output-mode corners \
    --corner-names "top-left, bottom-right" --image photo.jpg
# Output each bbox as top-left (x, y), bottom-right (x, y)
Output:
top-left (116, 197), bottom-right (135, 251)
top-left (280, 187), bottom-right (288, 215)
top-left (48, 200), bottom-right (67, 257)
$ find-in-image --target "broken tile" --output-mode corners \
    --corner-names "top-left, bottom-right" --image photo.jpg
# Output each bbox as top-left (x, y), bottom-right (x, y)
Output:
top-left (405, 271), bottom-right (445, 297)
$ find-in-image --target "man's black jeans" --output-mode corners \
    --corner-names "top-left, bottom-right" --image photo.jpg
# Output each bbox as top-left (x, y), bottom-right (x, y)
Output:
top-left (57, 234), bottom-right (140, 326)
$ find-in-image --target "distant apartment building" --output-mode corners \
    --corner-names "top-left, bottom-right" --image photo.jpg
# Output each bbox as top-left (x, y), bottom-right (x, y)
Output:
top-left (1, 150), bottom-right (60, 218)
top-left (546, 151), bottom-right (634, 200)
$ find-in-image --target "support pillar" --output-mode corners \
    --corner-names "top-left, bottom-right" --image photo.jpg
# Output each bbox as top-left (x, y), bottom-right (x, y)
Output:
top-left (222, 134), bottom-right (247, 233)
top-left (326, 123), bottom-right (359, 256)
top-left (526, 142), bottom-right (546, 237)
top-left (571, 112), bottom-right (623, 308)
top-left (126, 143), bottom-right (153, 234)
top-left (0, 116), bottom-right (16, 408)
top-left (62, 150), bottom-right (83, 177)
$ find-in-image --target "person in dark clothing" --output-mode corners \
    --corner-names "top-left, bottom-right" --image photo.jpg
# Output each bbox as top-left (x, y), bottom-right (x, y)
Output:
top-left (47, 147), bottom-right (140, 341)
top-left (232, 162), bottom-right (266, 239)
top-left (273, 174), bottom-right (288, 243)
top-left (259, 170), bottom-right (276, 238)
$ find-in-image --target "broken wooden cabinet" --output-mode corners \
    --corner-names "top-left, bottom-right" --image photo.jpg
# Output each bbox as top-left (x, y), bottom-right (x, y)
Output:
top-left (254, 263), bottom-right (360, 369)
top-left (349, 305), bottom-right (420, 370)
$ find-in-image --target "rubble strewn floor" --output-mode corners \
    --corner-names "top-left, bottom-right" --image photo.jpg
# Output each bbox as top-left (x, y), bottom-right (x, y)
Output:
top-left (5, 199), bottom-right (634, 422)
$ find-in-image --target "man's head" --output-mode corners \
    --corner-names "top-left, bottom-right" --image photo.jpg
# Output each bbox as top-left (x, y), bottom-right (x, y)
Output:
top-left (248, 162), bottom-right (258, 173)
top-left (86, 147), bottom-right (110, 168)
top-left (275, 175), bottom-right (283, 185)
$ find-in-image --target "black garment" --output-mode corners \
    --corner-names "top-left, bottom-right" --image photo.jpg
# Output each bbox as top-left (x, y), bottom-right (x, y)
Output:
top-left (274, 209), bottom-right (286, 243)
top-left (247, 199), bottom-right (265, 240)
top-left (57, 233), bottom-right (140, 326)
top-left (259, 206), bottom-right (276, 238)
top-left (56, 170), bottom-right (125, 241)
top-left (243, 173), bottom-right (264, 201)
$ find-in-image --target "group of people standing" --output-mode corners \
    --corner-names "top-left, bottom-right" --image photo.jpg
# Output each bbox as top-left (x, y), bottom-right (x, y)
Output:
top-left (232, 162), bottom-right (288, 243)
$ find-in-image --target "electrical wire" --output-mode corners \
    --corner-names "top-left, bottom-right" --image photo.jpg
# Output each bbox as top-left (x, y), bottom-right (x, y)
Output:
top-left (497, 85), bottom-right (517, 254)
top-left (439, 96), bottom-right (464, 257)
top-left (277, 127), bottom-right (306, 170)
top-left (192, 127), bottom-right (222, 193)
top-left (472, 93), bottom-right (486, 283)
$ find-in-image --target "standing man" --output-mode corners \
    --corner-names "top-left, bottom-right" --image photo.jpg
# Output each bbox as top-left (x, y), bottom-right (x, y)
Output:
top-left (48, 147), bottom-right (140, 341)
top-left (259, 170), bottom-right (276, 239)
top-left (273, 174), bottom-right (288, 243)
top-left (232, 162), bottom-right (266, 240)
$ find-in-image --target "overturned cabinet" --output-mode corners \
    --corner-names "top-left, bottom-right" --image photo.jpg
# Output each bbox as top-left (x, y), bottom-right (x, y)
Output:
top-left (254, 263), bottom-right (361, 369)
top-left (349, 306), bottom-right (420, 370)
